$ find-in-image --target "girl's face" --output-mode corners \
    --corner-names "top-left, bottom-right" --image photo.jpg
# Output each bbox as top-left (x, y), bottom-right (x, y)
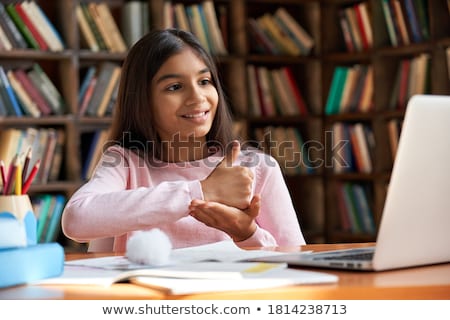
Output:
top-left (151, 47), bottom-right (218, 144)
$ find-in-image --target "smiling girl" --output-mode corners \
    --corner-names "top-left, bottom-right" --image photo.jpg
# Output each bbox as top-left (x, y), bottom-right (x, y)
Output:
top-left (61, 29), bottom-right (305, 252)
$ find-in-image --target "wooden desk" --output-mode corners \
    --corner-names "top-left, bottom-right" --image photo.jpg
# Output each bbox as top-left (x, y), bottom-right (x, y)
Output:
top-left (1, 243), bottom-right (449, 300)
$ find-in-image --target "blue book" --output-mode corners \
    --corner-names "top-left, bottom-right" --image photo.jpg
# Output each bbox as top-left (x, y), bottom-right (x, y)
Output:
top-left (0, 66), bottom-right (23, 116)
top-left (0, 242), bottom-right (64, 288)
top-left (44, 194), bottom-right (66, 243)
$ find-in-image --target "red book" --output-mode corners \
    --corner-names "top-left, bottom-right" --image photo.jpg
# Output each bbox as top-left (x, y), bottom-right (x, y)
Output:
top-left (13, 69), bottom-right (52, 115)
top-left (282, 67), bottom-right (308, 115)
top-left (353, 4), bottom-right (369, 50)
top-left (14, 3), bottom-right (48, 50)
top-left (397, 59), bottom-right (411, 110)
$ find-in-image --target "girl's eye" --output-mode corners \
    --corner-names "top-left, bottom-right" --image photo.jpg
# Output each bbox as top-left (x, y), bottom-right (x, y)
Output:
top-left (199, 78), bottom-right (212, 86)
top-left (167, 83), bottom-right (182, 91)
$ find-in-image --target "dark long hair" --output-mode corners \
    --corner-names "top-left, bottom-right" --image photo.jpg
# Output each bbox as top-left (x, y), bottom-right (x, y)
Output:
top-left (108, 28), bottom-right (235, 160)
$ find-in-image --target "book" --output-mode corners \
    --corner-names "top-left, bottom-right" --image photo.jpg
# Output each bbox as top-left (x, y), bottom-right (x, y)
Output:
top-left (0, 242), bottom-right (64, 288)
top-left (48, 129), bottom-right (65, 181)
top-left (0, 24), bottom-right (13, 50)
top-left (354, 2), bottom-right (373, 50)
top-left (255, 66), bottom-right (276, 117)
top-left (43, 194), bottom-right (66, 243)
top-left (282, 66), bottom-right (308, 115)
top-left (351, 183), bottom-right (376, 234)
top-left (325, 66), bottom-right (348, 115)
top-left (381, 0), bottom-right (398, 46)
top-left (122, 1), bottom-right (150, 47)
top-left (392, 0), bottom-right (410, 45)
top-left (403, 0), bottom-right (422, 43)
top-left (34, 194), bottom-right (53, 242)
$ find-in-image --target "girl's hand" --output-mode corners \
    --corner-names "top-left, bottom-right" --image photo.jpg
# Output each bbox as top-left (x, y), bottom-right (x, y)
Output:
top-left (189, 194), bottom-right (261, 242)
top-left (200, 141), bottom-right (253, 209)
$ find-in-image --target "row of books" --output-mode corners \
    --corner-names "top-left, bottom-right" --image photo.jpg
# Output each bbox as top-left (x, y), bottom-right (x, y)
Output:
top-left (0, 1), bottom-right (64, 51)
top-left (246, 65), bottom-right (308, 118)
top-left (388, 53), bottom-right (430, 111)
top-left (76, 2), bottom-right (127, 53)
top-left (78, 62), bottom-right (121, 117)
top-left (335, 182), bottom-right (376, 235)
top-left (338, 2), bottom-right (373, 52)
top-left (31, 193), bottom-right (66, 243)
top-left (248, 7), bottom-right (314, 56)
top-left (0, 127), bottom-right (65, 185)
top-left (325, 64), bottom-right (374, 115)
top-left (331, 122), bottom-right (375, 174)
top-left (163, 0), bottom-right (227, 55)
top-left (0, 63), bottom-right (65, 117)
top-left (253, 126), bottom-right (314, 176)
top-left (381, 0), bottom-right (429, 47)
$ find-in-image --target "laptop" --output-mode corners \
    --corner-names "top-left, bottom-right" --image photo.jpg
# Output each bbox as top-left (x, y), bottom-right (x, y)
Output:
top-left (253, 94), bottom-right (450, 271)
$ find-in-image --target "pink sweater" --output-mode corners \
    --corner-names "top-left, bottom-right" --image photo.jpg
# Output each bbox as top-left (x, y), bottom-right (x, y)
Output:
top-left (62, 145), bottom-right (305, 252)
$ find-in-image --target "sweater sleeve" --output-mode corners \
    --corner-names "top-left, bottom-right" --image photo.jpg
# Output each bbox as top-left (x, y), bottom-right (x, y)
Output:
top-left (236, 151), bottom-right (306, 247)
top-left (62, 147), bottom-right (203, 242)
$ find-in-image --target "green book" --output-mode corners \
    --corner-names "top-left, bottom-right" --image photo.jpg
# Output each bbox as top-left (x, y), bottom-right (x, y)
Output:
top-left (35, 194), bottom-right (53, 243)
top-left (325, 66), bottom-right (348, 115)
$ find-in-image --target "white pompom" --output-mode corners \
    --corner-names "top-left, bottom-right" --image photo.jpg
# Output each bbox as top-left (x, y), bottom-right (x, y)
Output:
top-left (125, 229), bottom-right (172, 266)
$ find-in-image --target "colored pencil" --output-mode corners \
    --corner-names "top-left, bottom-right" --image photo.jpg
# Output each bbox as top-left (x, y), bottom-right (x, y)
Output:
top-left (22, 147), bottom-right (32, 186)
top-left (0, 160), bottom-right (6, 194)
top-left (22, 160), bottom-right (40, 194)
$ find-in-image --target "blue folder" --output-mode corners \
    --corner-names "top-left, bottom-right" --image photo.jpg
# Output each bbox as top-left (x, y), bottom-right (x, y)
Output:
top-left (0, 242), bottom-right (64, 288)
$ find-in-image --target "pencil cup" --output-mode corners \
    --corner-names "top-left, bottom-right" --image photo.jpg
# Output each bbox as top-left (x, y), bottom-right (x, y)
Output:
top-left (0, 195), bottom-right (36, 249)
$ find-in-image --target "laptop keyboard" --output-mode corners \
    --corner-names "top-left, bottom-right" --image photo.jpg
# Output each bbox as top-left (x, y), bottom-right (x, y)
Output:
top-left (315, 252), bottom-right (374, 261)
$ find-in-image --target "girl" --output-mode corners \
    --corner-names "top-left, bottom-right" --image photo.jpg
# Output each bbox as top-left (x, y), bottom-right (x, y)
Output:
top-left (62, 29), bottom-right (305, 252)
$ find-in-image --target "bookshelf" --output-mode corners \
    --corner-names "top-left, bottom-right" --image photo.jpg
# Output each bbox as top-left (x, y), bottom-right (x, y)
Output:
top-left (0, 0), bottom-right (448, 249)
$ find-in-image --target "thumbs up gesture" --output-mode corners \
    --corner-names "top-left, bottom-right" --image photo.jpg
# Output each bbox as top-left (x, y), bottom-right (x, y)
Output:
top-left (200, 141), bottom-right (253, 209)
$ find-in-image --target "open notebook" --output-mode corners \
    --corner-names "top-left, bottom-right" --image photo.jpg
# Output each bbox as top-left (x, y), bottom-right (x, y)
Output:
top-left (251, 95), bottom-right (450, 271)
top-left (35, 240), bottom-right (337, 294)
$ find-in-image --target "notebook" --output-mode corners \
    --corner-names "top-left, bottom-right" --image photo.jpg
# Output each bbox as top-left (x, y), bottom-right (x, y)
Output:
top-left (253, 94), bottom-right (450, 271)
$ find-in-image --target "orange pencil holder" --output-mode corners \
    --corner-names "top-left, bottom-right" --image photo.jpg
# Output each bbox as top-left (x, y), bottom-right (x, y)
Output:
top-left (0, 195), bottom-right (36, 248)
